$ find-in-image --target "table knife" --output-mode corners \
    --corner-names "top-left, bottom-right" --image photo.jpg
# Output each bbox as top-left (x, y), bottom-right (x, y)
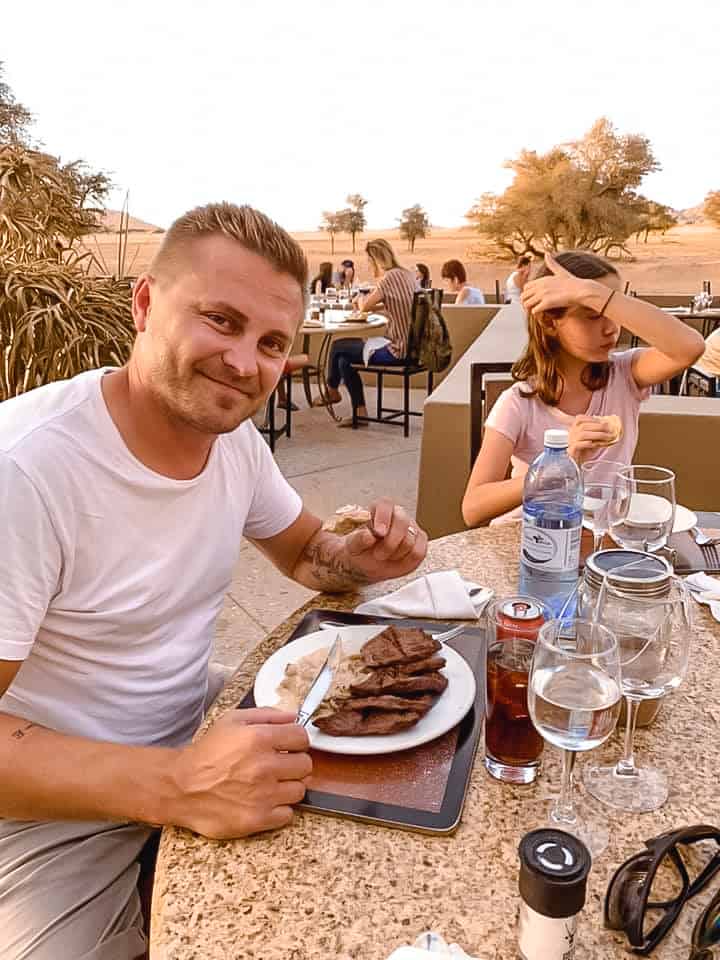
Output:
top-left (296, 636), bottom-right (340, 728)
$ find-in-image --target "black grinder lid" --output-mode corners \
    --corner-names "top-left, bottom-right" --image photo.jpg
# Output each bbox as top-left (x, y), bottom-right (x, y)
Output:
top-left (518, 829), bottom-right (591, 918)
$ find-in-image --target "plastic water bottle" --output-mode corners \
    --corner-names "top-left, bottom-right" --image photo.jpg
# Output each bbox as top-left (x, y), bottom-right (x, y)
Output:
top-left (519, 428), bottom-right (583, 617)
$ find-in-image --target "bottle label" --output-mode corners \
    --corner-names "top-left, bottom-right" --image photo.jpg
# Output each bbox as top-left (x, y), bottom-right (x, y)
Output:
top-left (521, 518), bottom-right (581, 573)
top-left (518, 903), bottom-right (578, 960)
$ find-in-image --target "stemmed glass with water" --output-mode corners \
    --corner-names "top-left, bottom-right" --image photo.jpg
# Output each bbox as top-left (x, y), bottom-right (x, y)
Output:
top-left (528, 618), bottom-right (622, 857)
top-left (582, 574), bottom-right (691, 812)
top-left (581, 460), bottom-right (630, 554)
top-left (608, 465), bottom-right (676, 554)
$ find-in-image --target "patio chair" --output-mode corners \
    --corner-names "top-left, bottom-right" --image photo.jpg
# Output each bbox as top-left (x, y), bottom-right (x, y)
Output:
top-left (259, 354), bottom-right (310, 452)
top-left (348, 288), bottom-right (443, 438)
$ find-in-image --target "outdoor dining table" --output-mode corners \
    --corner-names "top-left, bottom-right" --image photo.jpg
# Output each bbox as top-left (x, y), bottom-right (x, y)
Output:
top-left (664, 308), bottom-right (720, 339)
top-left (299, 311), bottom-right (388, 421)
top-left (151, 524), bottom-right (720, 960)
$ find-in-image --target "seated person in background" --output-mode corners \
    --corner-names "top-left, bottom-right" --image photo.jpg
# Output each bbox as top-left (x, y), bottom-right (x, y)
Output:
top-left (0, 202), bottom-right (428, 960)
top-left (310, 260), bottom-right (333, 294)
top-left (695, 327), bottom-right (720, 376)
top-left (441, 259), bottom-right (485, 304)
top-left (415, 262), bottom-right (431, 289)
top-left (334, 259), bottom-right (356, 290)
top-left (505, 256), bottom-right (531, 302)
top-left (316, 239), bottom-right (416, 427)
top-left (462, 250), bottom-right (704, 527)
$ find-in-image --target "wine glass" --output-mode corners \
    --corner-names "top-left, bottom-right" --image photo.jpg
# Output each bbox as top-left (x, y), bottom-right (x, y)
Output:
top-left (528, 618), bottom-right (622, 857)
top-left (583, 575), bottom-right (691, 813)
top-left (581, 460), bottom-right (630, 554)
top-left (608, 465), bottom-right (676, 554)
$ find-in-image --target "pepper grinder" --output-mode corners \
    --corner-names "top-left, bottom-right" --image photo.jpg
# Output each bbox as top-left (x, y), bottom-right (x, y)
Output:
top-left (517, 829), bottom-right (591, 960)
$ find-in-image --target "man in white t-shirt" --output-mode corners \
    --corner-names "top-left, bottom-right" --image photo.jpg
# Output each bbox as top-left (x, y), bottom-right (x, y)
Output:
top-left (0, 202), bottom-right (428, 960)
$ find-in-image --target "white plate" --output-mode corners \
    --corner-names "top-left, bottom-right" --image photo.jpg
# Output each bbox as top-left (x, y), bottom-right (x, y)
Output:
top-left (672, 503), bottom-right (698, 534)
top-left (253, 625), bottom-right (476, 756)
top-left (625, 494), bottom-right (696, 533)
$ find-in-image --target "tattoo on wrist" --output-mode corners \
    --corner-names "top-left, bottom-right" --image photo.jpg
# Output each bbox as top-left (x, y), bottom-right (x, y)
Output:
top-left (302, 532), bottom-right (371, 589)
top-left (10, 722), bottom-right (36, 741)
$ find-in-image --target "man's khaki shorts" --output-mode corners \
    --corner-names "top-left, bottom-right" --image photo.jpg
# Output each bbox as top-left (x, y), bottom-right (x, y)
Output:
top-left (0, 663), bottom-right (229, 959)
top-left (0, 818), bottom-right (156, 960)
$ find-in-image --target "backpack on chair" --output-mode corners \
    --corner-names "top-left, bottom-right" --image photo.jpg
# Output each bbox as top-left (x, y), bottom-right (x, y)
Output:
top-left (407, 288), bottom-right (452, 373)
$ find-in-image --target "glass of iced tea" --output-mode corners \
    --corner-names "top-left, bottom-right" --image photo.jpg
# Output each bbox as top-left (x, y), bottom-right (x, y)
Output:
top-left (484, 595), bottom-right (548, 784)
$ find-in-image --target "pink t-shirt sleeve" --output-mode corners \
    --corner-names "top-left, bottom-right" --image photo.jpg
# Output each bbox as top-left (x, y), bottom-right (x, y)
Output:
top-left (610, 348), bottom-right (651, 402)
top-left (484, 386), bottom-right (526, 445)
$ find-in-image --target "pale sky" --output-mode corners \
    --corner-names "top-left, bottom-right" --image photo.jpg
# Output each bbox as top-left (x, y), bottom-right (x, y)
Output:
top-left (3, 0), bottom-right (719, 230)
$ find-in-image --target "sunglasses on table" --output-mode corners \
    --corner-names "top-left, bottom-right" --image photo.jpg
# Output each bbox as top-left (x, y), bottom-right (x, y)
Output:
top-left (605, 824), bottom-right (720, 957)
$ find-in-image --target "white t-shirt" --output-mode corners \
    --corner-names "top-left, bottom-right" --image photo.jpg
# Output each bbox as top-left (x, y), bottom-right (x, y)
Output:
top-left (505, 271), bottom-right (522, 302)
top-left (0, 369), bottom-right (302, 747)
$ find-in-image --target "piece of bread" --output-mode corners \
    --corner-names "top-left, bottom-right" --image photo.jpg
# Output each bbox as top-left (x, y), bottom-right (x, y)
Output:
top-left (322, 504), bottom-right (372, 536)
top-left (596, 414), bottom-right (623, 446)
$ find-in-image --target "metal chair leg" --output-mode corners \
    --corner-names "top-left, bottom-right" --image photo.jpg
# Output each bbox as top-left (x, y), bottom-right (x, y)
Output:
top-left (267, 390), bottom-right (276, 452)
top-left (285, 373), bottom-right (292, 438)
top-left (403, 371), bottom-right (410, 438)
top-left (377, 372), bottom-right (383, 419)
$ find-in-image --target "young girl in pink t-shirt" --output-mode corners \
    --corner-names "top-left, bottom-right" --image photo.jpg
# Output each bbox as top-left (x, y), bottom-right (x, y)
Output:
top-left (462, 250), bottom-right (704, 526)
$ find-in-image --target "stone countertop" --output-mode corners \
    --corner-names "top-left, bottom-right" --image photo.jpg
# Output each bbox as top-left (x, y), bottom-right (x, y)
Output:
top-left (151, 526), bottom-right (720, 960)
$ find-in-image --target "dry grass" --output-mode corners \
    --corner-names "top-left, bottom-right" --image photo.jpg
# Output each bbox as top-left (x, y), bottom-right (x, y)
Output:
top-left (83, 222), bottom-right (720, 295)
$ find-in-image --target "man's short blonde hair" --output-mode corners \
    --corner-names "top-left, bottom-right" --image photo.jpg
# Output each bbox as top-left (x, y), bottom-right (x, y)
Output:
top-left (150, 202), bottom-right (308, 299)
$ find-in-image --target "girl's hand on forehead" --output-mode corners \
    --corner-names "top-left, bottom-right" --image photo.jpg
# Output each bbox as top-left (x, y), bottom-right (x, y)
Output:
top-left (521, 253), bottom-right (596, 316)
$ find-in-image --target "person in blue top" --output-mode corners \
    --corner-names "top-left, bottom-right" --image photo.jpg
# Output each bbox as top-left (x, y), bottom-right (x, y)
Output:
top-left (441, 259), bottom-right (485, 305)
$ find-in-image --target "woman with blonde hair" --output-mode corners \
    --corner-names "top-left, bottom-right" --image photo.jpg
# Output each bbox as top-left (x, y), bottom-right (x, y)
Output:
top-left (462, 250), bottom-right (704, 526)
top-left (316, 238), bottom-right (416, 427)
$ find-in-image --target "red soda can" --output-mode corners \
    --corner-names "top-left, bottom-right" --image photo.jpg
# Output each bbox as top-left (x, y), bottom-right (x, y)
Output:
top-left (496, 597), bottom-right (545, 644)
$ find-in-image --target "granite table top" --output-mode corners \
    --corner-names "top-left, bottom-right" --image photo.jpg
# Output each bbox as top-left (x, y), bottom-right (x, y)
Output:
top-left (151, 525), bottom-right (720, 960)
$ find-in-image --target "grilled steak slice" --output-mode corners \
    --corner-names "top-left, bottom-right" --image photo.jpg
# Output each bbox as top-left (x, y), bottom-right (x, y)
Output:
top-left (361, 626), bottom-right (441, 667)
top-left (350, 670), bottom-right (448, 697)
top-left (314, 708), bottom-right (423, 737)
top-left (346, 694), bottom-right (434, 714)
top-left (397, 655), bottom-right (446, 675)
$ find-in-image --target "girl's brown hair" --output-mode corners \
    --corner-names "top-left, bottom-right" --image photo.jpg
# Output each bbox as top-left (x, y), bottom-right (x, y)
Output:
top-left (512, 250), bottom-right (620, 406)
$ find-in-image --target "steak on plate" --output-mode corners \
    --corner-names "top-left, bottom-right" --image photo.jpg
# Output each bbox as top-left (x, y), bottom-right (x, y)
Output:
top-left (314, 708), bottom-right (424, 737)
top-left (397, 655), bottom-right (446, 675)
top-left (360, 626), bottom-right (441, 668)
top-left (350, 670), bottom-right (449, 697)
top-left (346, 694), bottom-right (434, 714)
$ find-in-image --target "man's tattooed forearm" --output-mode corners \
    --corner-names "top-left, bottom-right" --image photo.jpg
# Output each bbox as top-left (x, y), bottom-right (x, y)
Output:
top-left (302, 533), bottom-right (371, 590)
top-left (10, 722), bottom-right (37, 741)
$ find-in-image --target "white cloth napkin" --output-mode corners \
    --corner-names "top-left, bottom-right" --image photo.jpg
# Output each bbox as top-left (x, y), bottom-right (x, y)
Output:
top-left (362, 333), bottom-right (391, 365)
top-left (685, 572), bottom-right (720, 622)
top-left (386, 931), bottom-right (482, 959)
top-left (355, 570), bottom-right (493, 620)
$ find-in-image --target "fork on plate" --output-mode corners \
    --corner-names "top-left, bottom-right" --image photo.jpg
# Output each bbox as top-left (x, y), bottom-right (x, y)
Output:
top-left (318, 620), bottom-right (468, 643)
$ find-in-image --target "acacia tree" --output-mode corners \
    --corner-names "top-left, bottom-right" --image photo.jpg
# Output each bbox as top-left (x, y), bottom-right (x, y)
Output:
top-left (705, 190), bottom-right (720, 229)
top-left (0, 62), bottom-right (32, 145)
top-left (467, 119), bottom-right (663, 258)
top-left (319, 210), bottom-right (343, 254)
top-left (634, 200), bottom-right (677, 243)
top-left (398, 204), bottom-right (430, 252)
top-left (339, 193), bottom-right (367, 252)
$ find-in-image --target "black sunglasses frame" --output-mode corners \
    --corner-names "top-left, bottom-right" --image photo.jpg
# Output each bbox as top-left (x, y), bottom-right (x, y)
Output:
top-left (690, 885), bottom-right (720, 960)
top-left (605, 824), bottom-right (720, 955)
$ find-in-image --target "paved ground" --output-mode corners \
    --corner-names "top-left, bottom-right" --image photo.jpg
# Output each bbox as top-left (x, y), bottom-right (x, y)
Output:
top-left (211, 386), bottom-right (425, 674)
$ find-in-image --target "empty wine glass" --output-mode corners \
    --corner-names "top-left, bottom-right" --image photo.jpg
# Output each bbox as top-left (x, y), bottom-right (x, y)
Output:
top-left (583, 575), bottom-right (691, 813)
top-left (608, 465), bottom-right (676, 554)
top-left (581, 460), bottom-right (630, 554)
top-left (528, 618), bottom-right (622, 857)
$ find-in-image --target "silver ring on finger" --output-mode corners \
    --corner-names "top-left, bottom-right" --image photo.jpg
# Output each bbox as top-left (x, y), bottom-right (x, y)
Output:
top-left (407, 525), bottom-right (418, 539)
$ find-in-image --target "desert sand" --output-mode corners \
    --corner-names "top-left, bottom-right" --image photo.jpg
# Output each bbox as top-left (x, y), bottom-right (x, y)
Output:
top-left (85, 222), bottom-right (720, 295)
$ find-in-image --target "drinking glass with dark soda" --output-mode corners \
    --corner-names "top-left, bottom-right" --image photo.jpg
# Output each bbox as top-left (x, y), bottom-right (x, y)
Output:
top-left (484, 596), bottom-right (547, 784)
